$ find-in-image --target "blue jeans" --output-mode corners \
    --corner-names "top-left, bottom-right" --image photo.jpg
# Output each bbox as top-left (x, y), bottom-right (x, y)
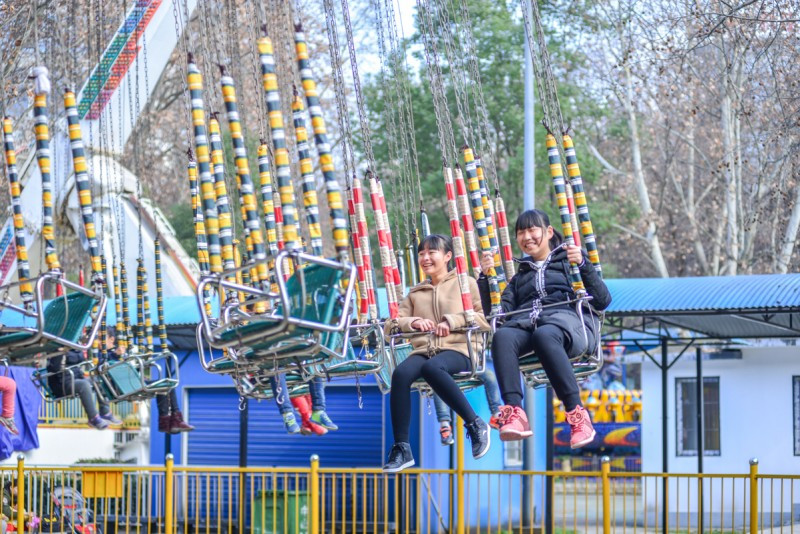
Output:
top-left (309, 377), bottom-right (326, 411)
top-left (270, 376), bottom-right (326, 413)
top-left (270, 374), bottom-right (292, 415)
top-left (434, 367), bottom-right (503, 423)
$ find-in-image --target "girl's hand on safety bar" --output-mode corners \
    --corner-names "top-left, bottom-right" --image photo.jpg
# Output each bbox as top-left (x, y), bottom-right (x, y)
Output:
top-left (411, 318), bottom-right (436, 331)
top-left (434, 321), bottom-right (450, 337)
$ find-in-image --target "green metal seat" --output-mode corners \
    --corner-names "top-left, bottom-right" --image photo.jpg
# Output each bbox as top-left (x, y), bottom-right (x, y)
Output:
top-left (95, 352), bottom-right (179, 402)
top-left (0, 292), bottom-right (98, 362)
top-left (217, 261), bottom-right (347, 360)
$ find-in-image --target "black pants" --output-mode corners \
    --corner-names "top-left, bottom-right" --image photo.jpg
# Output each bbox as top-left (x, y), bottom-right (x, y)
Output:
top-left (156, 389), bottom-right (180, 416)
top-left (390, 350), bottom-right (477, 443)
top-left (491, 325), bottom-right (582, 411)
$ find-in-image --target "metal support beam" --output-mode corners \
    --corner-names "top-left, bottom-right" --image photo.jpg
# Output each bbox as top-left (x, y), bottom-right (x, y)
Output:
top-left (661, 338), bottom-right (668, 534)
top-left (696, 346), bottom-right (704, 533)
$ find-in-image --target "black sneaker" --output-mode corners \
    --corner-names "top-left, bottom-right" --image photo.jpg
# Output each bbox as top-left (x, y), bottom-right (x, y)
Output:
top-left (465, 417), bottom-right (491, 459)
top-left (382, 442), bottom-right (415, 473)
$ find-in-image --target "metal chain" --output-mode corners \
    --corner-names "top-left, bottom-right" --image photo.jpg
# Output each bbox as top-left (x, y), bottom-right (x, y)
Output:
top-left (520, 0), bottom-right (566, 137)
top-left (389, 0), bottom-right (423, 207)
top-left (383, 0), bottom-right (420, 212)
top-left (432, 0), bottom-right (475, 149)
top-left (323, 0), bottom-right (356, 185)
top-left (246, 0), bottom-right (268, 141)
top-left (371, 0), bottom-right (409, 241)
top-left (416, 0), bottom-right (457, 164)
top-left (457, 0), bottom-right (500, 191)
top-left (171, 0), bottom-right (194, 153)
top-left (340, 0), bottom-right (377, 171)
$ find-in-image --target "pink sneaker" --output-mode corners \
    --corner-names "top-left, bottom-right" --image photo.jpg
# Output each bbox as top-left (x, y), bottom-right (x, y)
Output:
top-left (566, 405), bottom-right (596, 449)
top-left (499, 405), bottom-right (533, 441)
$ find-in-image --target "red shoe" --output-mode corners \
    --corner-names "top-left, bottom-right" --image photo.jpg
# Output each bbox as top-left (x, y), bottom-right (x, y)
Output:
top-left (566, 405), bottom-right (596, 449)
top-left (499, 405), bottom-right (532, 441)
top-left (488, 411), bottom-right (504, 430)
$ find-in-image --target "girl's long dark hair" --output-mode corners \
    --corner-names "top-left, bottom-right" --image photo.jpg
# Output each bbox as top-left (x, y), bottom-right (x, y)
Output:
top-left (515, 209), bottom-right (563, 251)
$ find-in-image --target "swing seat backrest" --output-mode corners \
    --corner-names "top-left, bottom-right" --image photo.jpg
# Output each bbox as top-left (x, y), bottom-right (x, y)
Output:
top-left (281, 262), bottom-right (346, 325)
top-left (104, 361), bottom-right (145, 398)
top-left (218, 263), bottom-right (346, 354)
top-left (0, 292), bottom-right (97, 359)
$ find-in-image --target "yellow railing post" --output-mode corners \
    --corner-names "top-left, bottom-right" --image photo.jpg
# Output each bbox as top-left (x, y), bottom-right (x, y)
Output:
top-left (16, 455), bottom-right (24, 534)
top-left (165, 453), bottom-right (174, 534)
top-left (455, 416), bottom-right (465, 534)
top-left (310, 455), bottom-right (320, 534)
top-left (749, 457), bottom-right (759, 534)
top-left (601, 455), bottom-right (611, 534)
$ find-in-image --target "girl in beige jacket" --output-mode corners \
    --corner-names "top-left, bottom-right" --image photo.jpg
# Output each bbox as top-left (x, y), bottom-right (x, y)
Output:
top-left (383, 234), bottom-right (491, 472)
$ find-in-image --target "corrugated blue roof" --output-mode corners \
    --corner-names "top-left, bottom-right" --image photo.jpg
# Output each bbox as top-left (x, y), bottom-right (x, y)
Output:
top-left (604, 273), bottom-right (800, 314)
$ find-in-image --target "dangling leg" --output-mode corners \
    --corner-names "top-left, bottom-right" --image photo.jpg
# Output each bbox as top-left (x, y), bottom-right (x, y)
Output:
top-left (477, 367), bottom-right (504, 429)
top-left (420, 351), bottom-right (491, 459)
top-left (309, 377), bottom-right (338, 431)
top-left (271, 374), bottom-right (300, 434)
top-left (491, 327), bottom-right (537, 441)
top-left (384, 354), bottom-right (427, 472)
top-left (432, 395), bottom-right (454, 446)
top-left (169, 388), bottom-right (194, 433)
top-left (530, 324), bottom-right (595, 448)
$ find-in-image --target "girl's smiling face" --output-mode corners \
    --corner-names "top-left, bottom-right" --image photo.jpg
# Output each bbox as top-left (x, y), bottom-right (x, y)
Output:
top-left (418, 246), bottom-right (452, 278)
top-left (516, 224), bottom-right (554, 260)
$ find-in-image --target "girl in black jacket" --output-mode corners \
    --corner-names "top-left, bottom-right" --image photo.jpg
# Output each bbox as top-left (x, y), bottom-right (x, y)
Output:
top-left (478, 209), bottom-right (611, 448)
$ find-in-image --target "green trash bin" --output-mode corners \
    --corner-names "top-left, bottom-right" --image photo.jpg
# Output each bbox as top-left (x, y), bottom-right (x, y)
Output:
top-left (252, 489), bottom-right (309, 534)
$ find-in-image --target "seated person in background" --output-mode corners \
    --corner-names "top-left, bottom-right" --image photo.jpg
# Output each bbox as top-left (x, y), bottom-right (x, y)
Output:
top-left (0, 374), bottom-right (18, 435)
top-left (107, 327), bottom-right (193, 434)
top-left (47, 341), bottom-right (122, 430)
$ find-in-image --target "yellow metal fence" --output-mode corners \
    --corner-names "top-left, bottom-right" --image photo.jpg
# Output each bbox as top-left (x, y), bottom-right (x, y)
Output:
top-left (0, 457), bottom-right (797, 533)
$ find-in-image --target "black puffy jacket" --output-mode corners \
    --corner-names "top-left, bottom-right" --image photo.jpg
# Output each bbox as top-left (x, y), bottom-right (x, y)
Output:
top-left (46, 350), bottom-right (86, 398)
top-left (478, 246), bottom-right (611, 356)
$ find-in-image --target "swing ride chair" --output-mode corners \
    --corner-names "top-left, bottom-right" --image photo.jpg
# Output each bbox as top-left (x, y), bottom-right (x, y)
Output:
top-left (0, 273), bottom-right (107, 365)
top-left (489, 295), bottom-right (604, 388)
top-left (196, 249), bottom-right (357, 374)
top-left (92, 349), bottom-right (180, 403)
top-left (31, 360), bottom-right (95, 403)
top-left (309, 319), bottom-right (388, 381)
top-left (387, 326), bottom-right (488, 397)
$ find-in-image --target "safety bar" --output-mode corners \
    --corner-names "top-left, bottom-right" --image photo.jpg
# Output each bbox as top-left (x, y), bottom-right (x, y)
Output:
top-left (388, 326), bottom-right (487, 385)
top-left (93, 351), bottom-right (179, 403)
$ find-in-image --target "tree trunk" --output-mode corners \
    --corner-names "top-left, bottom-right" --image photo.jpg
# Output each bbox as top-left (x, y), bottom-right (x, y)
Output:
top-left (623, 65), bottom-right (669, 277)
top-left (776, 179), bottom-right (800, 274)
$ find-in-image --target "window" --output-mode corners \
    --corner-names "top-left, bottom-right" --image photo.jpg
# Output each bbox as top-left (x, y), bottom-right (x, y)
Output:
top-left (504, 440), bottom-right (522, 468)
top-left (794, 377), bottom-right (800, 456)
top-left (676, 377), bottom-right (721, 456)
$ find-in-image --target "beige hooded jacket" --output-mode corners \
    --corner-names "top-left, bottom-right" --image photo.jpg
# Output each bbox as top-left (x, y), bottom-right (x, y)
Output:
top-left (385, 269), bottom-right (491, 358)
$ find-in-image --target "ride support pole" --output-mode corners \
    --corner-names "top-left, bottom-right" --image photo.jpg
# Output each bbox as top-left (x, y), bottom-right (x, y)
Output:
top-left (456, 416), bottom-right (465, 534)
top-left (601, 456), bottom-right (611, 534)
top-left (16, 455), bottom-right (24, 534)
top-left (749, 458), bottom-right (759, 534)
top-left (165, 453), bottom-right (174, 534)
top-left (310, 455), bottom-right (320, 534)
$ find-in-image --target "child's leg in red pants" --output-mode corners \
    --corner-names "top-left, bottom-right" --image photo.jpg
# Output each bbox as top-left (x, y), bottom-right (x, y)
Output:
top-left (0, 376), bottom-right (16, 418)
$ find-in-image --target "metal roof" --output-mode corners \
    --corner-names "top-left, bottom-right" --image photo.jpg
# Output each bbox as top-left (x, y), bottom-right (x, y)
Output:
top-left (604, 273), bottom-right (800, 341)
